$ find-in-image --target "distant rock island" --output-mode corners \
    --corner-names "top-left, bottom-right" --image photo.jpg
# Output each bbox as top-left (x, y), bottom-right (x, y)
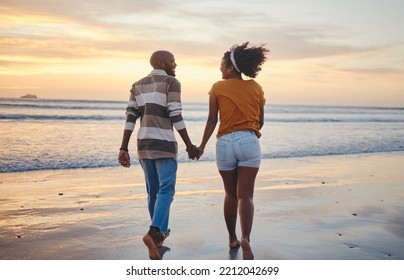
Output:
top-left (20, 94), bottom-right (38, 99)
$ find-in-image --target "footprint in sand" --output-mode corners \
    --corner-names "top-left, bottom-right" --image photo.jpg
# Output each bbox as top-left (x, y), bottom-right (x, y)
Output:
top-left (343, 242), bottom-right (357, 249)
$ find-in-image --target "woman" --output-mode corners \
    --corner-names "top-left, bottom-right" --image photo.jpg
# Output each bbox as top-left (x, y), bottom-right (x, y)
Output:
top-left (198, 42), bottom-right (269, 260)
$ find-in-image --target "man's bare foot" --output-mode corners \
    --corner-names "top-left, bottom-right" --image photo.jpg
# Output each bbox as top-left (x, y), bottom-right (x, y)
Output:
top-left (143, 233), bottom-right (161, 260)
top-left (240, 239), bottom-right (254, 260)
top-left (156, 229), bottom-right (170, 248)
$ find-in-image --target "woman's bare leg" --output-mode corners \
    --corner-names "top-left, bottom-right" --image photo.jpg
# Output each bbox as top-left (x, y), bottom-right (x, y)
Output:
top-left (219, 169), bottom-right (240, 247)
top-left (237, 166), bottom-right (259, 259)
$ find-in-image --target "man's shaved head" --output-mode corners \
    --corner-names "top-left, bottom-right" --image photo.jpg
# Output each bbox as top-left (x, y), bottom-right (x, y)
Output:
top-left (149, 50), bottom-right (176, 77)
top-left (150, 51), bottom-right (172, 67)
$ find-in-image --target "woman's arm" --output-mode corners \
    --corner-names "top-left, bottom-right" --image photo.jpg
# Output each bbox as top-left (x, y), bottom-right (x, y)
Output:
top-left (259, 105), bottom-right (264, 129)
top-left (198, 94), bottom-right (219, 157)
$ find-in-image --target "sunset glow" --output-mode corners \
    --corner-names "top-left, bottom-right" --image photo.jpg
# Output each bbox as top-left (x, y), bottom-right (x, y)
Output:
top-left (1, 0), bottom-right (403, 106)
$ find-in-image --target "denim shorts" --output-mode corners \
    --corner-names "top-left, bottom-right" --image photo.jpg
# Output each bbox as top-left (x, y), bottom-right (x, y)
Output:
top-left (216, 130), bottom-right (261, 171)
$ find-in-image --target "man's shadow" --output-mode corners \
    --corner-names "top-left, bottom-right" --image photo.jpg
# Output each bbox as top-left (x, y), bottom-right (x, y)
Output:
top-left (158, 246), bottom-right (171, 259)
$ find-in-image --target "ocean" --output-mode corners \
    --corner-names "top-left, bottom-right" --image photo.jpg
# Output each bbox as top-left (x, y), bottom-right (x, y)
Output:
top-left (1, 98), bottom-right (403, 173)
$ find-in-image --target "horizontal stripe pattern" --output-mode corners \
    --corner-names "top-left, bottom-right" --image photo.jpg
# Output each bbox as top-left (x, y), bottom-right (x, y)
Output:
top-left (135, 91), bottom-right (167, 107)
top-left (137, 127), bottom-right (175, 142)
top-left (137, 139), bottom-right (177, 155)
top-left (124, 69), bottom-right (185, 159)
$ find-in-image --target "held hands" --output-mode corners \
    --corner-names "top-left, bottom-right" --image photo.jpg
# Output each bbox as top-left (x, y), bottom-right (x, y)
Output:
top-left (186, 145), bottom-right (204, 160)
top-left (186, 145), bottom-right (199, 160)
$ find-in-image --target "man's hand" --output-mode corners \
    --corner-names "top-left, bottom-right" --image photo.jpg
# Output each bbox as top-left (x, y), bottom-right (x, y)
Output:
top-left (118, 150), bottom-right (131, 167)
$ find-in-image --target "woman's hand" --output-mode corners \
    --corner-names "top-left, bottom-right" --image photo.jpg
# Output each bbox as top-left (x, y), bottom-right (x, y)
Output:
top-left (196, 146), bottom-right (204, 160)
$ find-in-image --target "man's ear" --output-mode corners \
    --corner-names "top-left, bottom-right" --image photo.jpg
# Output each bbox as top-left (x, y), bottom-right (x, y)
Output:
top-left (158, 61), bottom-right (166, 68)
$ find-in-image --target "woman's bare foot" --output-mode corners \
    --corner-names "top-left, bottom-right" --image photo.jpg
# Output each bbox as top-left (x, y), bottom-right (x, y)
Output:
top-left (240, 239), bottom-right (254, 260)
top-left (143, 233), bottom-right (161, 260)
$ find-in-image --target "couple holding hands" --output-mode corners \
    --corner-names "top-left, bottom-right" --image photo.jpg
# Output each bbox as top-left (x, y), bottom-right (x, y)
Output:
top-left (118, 42), bottom-right (269, 260)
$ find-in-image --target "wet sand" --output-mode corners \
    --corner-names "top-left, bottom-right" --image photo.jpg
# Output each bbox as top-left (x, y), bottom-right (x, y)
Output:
top-left (1, 152), bottom-right (403, 260)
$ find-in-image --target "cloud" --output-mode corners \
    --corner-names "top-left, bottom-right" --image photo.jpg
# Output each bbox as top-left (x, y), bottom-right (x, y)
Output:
top-left (1, 0), bottom-right (402, 77)
top-left (0, 85), bottom-right (41, 90)
top-left (337, 67), bottom-right (404, 75)
top-left (0, 1), bottom-right (195, 55)
top-left (157, 2), bottom-right (379, 61)
top-left (0, 0), bottom-right (169, 23)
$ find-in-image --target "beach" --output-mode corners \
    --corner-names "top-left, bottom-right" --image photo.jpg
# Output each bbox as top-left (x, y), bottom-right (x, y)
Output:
top-left (1, 152), bottom-right (403, 260)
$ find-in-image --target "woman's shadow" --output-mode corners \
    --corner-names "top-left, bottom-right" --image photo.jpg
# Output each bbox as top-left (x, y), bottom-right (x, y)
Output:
top-left (228, 244), bottom-right (241, 260)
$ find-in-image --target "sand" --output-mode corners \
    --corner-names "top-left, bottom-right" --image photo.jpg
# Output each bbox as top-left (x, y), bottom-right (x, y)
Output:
top-left (0, 152), bottom-right (403, 260)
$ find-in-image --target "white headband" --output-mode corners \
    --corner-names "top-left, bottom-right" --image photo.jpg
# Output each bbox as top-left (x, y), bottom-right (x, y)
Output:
top-left (229, 44), bottom-right (240, 73)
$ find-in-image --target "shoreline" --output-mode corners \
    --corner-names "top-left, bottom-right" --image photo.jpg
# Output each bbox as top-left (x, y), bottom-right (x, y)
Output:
top-left (1, 152), bottom-right (404, 260)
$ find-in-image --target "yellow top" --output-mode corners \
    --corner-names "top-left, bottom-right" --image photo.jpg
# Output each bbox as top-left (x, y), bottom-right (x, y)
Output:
top-left (209, 79), bottom-right (266, 138)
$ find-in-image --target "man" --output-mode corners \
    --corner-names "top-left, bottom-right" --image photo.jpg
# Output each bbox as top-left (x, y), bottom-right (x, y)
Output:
top-left (118, 50), bottom-right (198, 260)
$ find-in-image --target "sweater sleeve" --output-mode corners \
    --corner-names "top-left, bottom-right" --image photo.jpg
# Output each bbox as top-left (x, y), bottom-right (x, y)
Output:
top-left (166, 79), bottom-right (186, 131)
top-left (124, 89), bottom-right (141, 131)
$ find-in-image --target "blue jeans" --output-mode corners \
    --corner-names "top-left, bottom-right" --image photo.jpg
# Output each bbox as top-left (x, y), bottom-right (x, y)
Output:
top-left (139, 158), bottom-right (177, 234)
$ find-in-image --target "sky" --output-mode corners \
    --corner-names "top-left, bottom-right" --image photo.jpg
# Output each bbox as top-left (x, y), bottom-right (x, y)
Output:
top-left (0, 0), bottom-right (403, 107)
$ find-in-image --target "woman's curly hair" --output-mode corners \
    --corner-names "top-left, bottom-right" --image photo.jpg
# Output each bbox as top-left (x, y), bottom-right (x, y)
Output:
top-left (224, 42), bottom-right (269, 78)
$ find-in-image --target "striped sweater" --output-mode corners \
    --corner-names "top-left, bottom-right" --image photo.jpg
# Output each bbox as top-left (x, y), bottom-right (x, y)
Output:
top-left (124, 69), bottom-right (186, 160)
